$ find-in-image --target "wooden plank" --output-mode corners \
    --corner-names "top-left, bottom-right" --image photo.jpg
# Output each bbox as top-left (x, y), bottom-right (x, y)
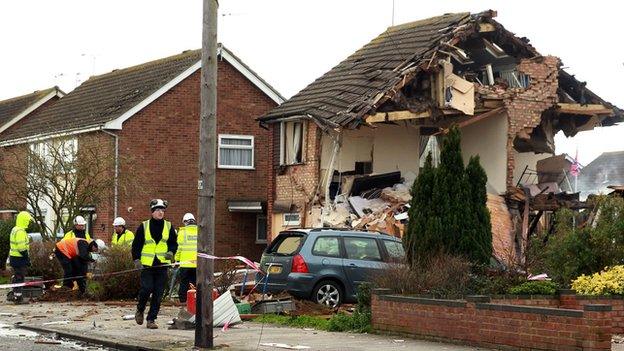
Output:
top-left (478, 23), bottom-right (496, 32)
top-left (433, 107), bottom-right (504, 135)
top-left (365, 109), bottom-right (462, 123)
top-left (557, 103), bottom-right (612, 115)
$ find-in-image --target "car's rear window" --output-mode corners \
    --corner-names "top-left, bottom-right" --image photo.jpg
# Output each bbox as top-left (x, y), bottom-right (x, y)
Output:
top-left (268, 234), bottom-right (305, 255)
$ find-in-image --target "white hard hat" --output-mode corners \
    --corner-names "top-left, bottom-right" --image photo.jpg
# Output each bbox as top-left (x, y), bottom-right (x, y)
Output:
top-left (112, 217), bottom-right (126, 226)
top-left (94, 239), bottom-right (107, 250)
top-left (183, 213), bottom-right (195, 223)
top-left (150, 199), bottom-right (168, 211)
top-left (74, 215), bottom-right (87, 226)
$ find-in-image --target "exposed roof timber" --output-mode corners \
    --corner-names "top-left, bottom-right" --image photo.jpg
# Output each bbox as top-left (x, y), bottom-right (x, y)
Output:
top-left (365, 109), bottom-right (458, 123)
top-left (557, 103), bottom-right (613, 116)
top-left (433, 107), bottom-right (505, 135)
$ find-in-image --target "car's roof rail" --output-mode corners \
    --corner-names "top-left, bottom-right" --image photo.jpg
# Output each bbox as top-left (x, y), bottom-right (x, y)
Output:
top-left (308, 227), bottom-right (391, 236)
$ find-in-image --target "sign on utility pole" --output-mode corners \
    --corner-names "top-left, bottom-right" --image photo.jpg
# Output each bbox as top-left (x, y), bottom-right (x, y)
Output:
top-left (196, 0), bottom-right (218, 348)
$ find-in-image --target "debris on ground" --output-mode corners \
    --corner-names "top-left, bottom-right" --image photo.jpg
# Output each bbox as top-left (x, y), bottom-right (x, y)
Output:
top-left (260, 342), bottom-right (311, 350)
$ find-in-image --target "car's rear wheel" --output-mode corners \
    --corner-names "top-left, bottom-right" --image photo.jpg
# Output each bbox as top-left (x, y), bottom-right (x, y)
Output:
top-left (312, 280), bottom-right (343, 308)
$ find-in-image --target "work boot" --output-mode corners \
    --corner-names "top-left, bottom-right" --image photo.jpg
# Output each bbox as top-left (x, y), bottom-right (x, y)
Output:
top-left (146, 320), bottom-right (158, 329)
top-left (135, 309), bottom-right (144, 325)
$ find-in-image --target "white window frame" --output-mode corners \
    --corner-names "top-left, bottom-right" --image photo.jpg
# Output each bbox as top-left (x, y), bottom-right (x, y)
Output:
top-left (217, 134), bottom-right (254, 170)
top-left (256, 215), bottom-right (268, 244)
top-left (279, 121), bottom-right (306, 165)
top-left (283, 212), bottom-right (301, 227)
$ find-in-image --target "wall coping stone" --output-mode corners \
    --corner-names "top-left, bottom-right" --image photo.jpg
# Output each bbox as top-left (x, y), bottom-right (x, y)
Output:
top-left (373, 288), bottom-right (393, 295)
top-left (584, 304), bottom-right (613, 312)
top-left (557, 289), bottom-right (576, 296)
top-left (466, 295), bottom-right (491, 303)
top-left (490, 294), bottom-right (557, 300)
top-left (476, 303), bottom-right (583, 318)
top-left (378, 295), bottom-right (467, 308)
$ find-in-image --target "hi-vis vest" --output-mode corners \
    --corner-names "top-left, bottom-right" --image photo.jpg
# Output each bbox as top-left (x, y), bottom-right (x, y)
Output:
top-left (112, 230), bottom-right (135, 246)
top-left (140, 220), bottom-right (172, 266)
top-left (175, 225), bottom-right (197, 268)
top-left (56, 237), bottom-right (88, 259)
top-left (63, 230), bottom-right (92, 241)
top-left (9, 227), bottom-right (29, 257)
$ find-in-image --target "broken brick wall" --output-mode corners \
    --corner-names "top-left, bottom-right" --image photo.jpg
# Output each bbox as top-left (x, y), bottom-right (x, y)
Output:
top-left (269, 121), bottom-right (322, 240)
top-left (504, 56), bottom-right (560, 189)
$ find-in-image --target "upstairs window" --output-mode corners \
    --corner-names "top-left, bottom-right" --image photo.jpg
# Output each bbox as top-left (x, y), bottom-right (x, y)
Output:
top-left (280, 121), bottom-right (305, 165)
top-left (218, 134), bottom-right (254, 169)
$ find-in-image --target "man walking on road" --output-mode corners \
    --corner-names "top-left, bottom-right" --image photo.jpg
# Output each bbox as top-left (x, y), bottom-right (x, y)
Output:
top-left (175, 213), bottom-right (198, 303)
top-left (132, 199), bottom-right (177, 329)
top-left (8, 211), bottom-right (33, 304)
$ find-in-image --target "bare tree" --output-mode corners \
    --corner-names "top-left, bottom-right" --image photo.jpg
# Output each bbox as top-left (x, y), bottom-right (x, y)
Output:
top-left (0, 135), bottom-right (141, 241)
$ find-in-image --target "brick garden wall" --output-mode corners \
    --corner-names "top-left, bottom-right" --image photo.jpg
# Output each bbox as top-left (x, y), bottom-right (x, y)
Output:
top-left (372, 290), bottom-right (613, 351)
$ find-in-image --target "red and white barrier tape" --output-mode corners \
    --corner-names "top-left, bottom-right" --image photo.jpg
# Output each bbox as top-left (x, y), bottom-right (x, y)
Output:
top-left (0, 253), bottom-right (262, 290)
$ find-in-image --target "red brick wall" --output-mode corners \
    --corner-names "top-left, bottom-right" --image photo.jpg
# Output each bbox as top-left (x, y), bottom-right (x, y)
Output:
top-left (114, 59), bottom-right (276, 260)
top-left (372, 291), bottom-right (613, 351)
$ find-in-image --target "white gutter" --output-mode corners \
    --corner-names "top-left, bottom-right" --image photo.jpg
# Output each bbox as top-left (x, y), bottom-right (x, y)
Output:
top-left (0, 125), bottom-right (102, 147)
top-left (101, 129), bottom-right (119, 219)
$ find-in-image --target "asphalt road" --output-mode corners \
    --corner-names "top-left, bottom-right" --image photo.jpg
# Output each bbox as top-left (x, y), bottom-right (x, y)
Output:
top-left (0, 321), bottom-right (115, 351)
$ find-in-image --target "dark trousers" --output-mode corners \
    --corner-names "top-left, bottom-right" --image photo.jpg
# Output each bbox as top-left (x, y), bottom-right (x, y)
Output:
top-left (137, 266), bottom-right (168, 321)
top-left (11, 265), bottom-right (27, 297)
top-left (55, 250), bottom-right (88, 293)
top-left (178, 268), bottom-right (196, 303)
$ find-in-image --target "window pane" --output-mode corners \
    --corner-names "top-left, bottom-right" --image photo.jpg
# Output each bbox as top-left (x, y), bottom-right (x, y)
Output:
top-left (222, 137), bottom-right (252, 146)
top-left (313, 237), bottom-right (340, 257)
top-left (383, 240), bottom-right (405, 260)
top-left (344, 237), bottom-right (381, 261)
top-left (219, 148), bottom-right (252, 167)
top-left (272, 236), bottom-right (303, 255)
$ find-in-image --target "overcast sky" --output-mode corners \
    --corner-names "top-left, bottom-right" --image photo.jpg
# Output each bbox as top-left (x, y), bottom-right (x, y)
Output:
top-left (1, 0), bottom-right (621, 165)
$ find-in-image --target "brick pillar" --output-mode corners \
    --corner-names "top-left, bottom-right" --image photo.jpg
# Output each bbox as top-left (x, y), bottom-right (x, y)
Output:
top-left (582, 304), bottom-right (612, 351)
top-left (558, 289), bottom-right (580, 309)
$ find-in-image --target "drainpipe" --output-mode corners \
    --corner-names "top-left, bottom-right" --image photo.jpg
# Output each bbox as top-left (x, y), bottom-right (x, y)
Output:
top-left (101, 129), bottom-right (119, 219)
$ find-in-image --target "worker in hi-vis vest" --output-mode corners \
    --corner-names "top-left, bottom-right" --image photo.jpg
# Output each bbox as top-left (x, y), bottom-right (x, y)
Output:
top-left (111, 217), bottom-right (134, 246)
top-left (175, 213), bottom-right (198, 303)
top-left (54, 237), bottom-right (101, 296)
top-left (131, 199), bottom-right (177, 330)
top-left (63, 215), bottom-right (92, 241)
top-left (8, 211), bottom-right (33, 304)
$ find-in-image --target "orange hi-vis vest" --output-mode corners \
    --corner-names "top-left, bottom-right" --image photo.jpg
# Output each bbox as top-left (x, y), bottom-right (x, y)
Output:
top-left (56, 237), bottom-right (88, 259)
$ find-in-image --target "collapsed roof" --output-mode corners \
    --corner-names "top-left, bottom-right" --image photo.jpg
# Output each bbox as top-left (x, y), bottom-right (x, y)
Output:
top-left (258, 10), bottom-right (621, 135)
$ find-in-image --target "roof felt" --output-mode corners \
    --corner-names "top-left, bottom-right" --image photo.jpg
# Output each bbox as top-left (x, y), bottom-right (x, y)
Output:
top-left (0, 87), bottom-right (58, 129)
top-left (259, 12), bottom-right (471, 126)
top-left (0, 49), bottom-right (201, 142)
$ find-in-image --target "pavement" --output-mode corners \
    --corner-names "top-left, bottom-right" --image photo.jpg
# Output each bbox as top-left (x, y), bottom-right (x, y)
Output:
top-left (0, 299), bottom-right (488, 351)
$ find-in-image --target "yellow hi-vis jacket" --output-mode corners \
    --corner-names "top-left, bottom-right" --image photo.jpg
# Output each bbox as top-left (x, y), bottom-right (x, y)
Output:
top-left (140, 220), bottom-right (172, 266)
top-left (175, 225), bottom-right (197, 268)
top-left (63, 230), bottom-right (91, 241)
top-left (112, 229), bottom-right (135, 246)
top-left (9, 211), bottom-right (30, 257)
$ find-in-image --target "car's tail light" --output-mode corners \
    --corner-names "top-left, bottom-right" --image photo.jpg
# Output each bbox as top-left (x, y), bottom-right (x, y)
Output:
top-left (291, 254), bottom-right (309, 273)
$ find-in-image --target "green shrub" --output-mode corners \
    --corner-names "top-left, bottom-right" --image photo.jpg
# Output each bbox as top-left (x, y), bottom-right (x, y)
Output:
top-left (508, 281), bottom-right (559, 295)
top-left (28, 241), bottom-right (62, 287)
top-left (253, 314), bottom-right (330, 330)
top-left (572, 265), bottom-right (624, 295)
top-left (327, 311), bottom-right (371, 333)
top-left (469, 270), bottom-right (525, 295)
top-left (374, 253), bottom-right (472, 298)
top-left (92, 245), bottom-right (139, 300)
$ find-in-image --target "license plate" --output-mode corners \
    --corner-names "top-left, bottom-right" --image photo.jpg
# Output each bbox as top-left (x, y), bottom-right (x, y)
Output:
top-left (268, 265), bottom-right (282, 274)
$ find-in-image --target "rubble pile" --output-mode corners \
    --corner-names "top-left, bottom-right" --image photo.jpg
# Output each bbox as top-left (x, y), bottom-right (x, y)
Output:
top-left (321, 171), bottom-right (412, 237)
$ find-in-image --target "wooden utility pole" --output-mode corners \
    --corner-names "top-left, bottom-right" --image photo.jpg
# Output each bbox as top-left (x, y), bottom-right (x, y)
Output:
top-left (196, 0), bottom-right (218, 348)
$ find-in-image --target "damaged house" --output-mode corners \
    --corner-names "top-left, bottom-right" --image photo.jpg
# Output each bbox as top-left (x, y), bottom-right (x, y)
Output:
top-left (257, 10), bottom-right (622, 263)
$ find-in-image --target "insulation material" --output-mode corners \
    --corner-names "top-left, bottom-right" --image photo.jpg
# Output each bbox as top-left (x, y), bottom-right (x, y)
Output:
top-left (441, 60), bottom-right (475, 115)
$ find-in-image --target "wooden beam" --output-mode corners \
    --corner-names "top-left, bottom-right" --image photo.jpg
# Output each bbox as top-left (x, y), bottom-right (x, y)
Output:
top-left (478, 22), bottom-right (496, 32)
top-left (433, 107), bottom-right (505, 135)
top-left (557, 103), bottom-right (612, 115)
top-left (365, 109), bottom-right (459, 123)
